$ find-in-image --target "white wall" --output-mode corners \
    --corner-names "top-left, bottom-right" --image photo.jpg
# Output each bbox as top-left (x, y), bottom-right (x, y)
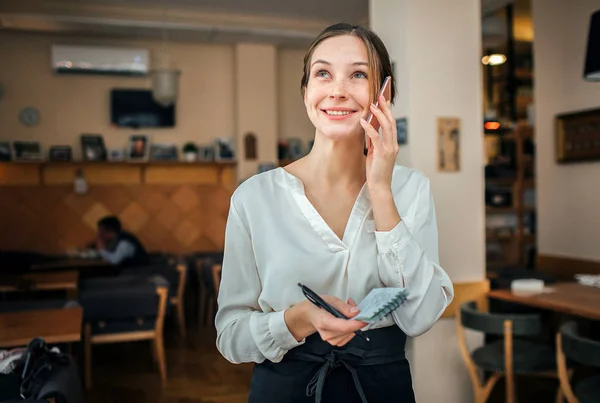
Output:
top-left (532, 0), bottom-right (600, 261)
top-left (278, 49), bottom-right (315, 145)
top-left (371, 1), bottom-right (485, 402)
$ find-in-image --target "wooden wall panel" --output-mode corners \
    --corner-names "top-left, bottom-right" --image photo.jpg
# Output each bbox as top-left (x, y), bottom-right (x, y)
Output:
top-left (0, 163), bottom-right (236, 254)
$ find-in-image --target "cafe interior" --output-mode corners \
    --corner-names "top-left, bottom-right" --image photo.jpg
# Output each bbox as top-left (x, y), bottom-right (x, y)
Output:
top-left (1, 0), bottom-right (600, 402)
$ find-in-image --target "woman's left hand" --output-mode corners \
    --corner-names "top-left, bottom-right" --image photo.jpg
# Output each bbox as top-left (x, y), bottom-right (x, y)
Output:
top-left (360, 94), bottom-right (398, 192)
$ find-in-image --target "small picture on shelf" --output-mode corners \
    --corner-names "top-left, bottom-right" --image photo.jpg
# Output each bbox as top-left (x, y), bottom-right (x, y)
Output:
top-left (128, 135), bottom-right (150, 161)
top-left (13, 141), bottom-right (43, 161)
top-left (0, 142), bottom-right (12, 161)
top-left (49, 145), bottom-right (72, 162)
top-left (81, 134), bottom-right (106, 161)
top-left (150, 143), bottom-right (178, 161)
top-left (214, 137), bottom-right (235, 162)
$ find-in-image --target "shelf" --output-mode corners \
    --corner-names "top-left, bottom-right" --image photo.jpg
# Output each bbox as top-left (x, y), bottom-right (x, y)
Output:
top-left (0, 161), bottom-right (237, 186)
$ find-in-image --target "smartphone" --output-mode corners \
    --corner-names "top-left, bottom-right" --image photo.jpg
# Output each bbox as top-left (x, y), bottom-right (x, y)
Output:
top-left (364, 76), bottom-right (392, 155)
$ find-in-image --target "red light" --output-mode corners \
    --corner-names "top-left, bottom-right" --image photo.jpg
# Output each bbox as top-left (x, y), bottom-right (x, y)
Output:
top-left (484, 121), bottom-right (501, 130)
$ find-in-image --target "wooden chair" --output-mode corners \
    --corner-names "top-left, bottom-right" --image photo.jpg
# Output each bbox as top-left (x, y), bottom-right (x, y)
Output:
top-left (81, 283), bottom-right (168, 389)
top-left (457, 300), bottom-right (563, 403)
top-left (196, 257), bottom-right (222, 327)
top-left (556, 321), bottom-right (600, 403)
top-left (121, 260), bottom-right (187, 337)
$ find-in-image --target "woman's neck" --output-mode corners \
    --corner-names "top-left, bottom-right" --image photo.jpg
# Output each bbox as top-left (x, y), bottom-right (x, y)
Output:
top-left (302, 132), bottom-right (366, 189)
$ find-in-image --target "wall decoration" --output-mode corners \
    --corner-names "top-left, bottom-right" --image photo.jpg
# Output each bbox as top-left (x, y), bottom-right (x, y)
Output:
top-left (244, 133), bottom-right (257, 160)
top-left (0, 142), bottom-right (12, 161)
top-left (396, 118), bottom-right (407, 145)
top-left (107, 149), bottom-right (125, 161)
top-left (19, 107), bottom-right (40, 127)
top-left (150, 143), bottom-right (178, 161)
top-left (198, 145), bottom-right (214, 162)
top-left (128, 135), bottom-right (150, 161)
top-left (214, 137), bottom-right (236, 162)
top-left (81, 134), bottom-right (106, 161)
top-left (13, 141), bottom-right (43, 161)
top-left (556, 107), bottom-right (600, 163)
top-left (437, 117), bottom-right (460, 172)
top-left (49, 146), bottom-right (72, 161)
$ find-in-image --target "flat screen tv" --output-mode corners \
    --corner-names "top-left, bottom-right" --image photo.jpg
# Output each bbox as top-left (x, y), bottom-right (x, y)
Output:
top-left (110, 89), bottom-right (175, 128)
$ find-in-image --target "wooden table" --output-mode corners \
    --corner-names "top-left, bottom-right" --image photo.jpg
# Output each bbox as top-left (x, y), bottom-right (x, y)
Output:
top-left (0, 271), bottom-right (79, 295)
top-left (488, 282), bottom-right (600, 321)
top-left (0, 307), bottom-right (83, 348)
top-left (31, 257), bottom-right (107, 271)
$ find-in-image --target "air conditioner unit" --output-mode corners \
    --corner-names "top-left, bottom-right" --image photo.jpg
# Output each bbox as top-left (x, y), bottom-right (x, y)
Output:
top-left (51, 45), bottom-right (150, 76)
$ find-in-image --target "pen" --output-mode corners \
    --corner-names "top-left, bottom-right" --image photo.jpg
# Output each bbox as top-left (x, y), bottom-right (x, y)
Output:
top-left (298, 283), bottom-right (370, 342)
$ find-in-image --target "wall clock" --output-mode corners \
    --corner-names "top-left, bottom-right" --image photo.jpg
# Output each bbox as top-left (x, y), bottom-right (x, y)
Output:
top-left (19, 107), bottom-right (40, 127)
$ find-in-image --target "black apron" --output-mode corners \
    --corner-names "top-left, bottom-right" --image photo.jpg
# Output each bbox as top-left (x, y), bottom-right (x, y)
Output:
top-left (249, 325), bottom-right (415, 403)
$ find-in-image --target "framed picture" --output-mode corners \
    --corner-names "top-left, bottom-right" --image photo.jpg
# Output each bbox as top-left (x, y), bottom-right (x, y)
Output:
top-left (128, 135), bottom-right (150, 161)
top-left (13, 141), bottom-right (43, 161)
top-left (214, 137), bottom-right (236, 162)
top-left (81, 134), bottom-right (106, 161)
top-left (0, 142), bottom-right (12, 161)
top-left (556, 107), bottom-right (600, 163)
top-left (198, 145), bottom-right (215, 161)
top-left (150, 143), bottom-right (178, 161)
top-left (49, 146), bottom-right (72, 161)
top-left (437, 117), bottom-right (461, 172)
top-left (396, 118), bottom-right (407, 145)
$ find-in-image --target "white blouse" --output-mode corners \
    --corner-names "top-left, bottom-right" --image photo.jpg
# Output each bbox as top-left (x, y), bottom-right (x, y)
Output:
top-left (215, 165), bottom-right (454, 364)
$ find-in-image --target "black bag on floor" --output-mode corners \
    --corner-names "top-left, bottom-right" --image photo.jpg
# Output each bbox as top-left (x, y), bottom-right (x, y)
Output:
top-left (1, 337), bottom-right (85, 403)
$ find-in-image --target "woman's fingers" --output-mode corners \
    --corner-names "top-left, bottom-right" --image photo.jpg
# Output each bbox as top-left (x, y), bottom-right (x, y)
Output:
top-left (371, 95), bottom-right (396, 146)
top-left (360, 117), bottom-right (382, 151)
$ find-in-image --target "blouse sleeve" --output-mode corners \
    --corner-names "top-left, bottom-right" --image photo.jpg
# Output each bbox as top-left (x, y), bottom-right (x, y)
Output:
top-left (374, 176), bottom-right (454, 336)
top-left (215, 200), bottom-right (305, 364)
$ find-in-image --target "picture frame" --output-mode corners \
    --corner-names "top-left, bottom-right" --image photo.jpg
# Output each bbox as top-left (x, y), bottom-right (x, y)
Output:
top-left (127, 135), bottom-right (150, 162)
top-left (81, 134), bottom-right (106, 161)
top-left (556, 107), bottom-right (600, 163)
top-left (150, 143), bottom-right (178, 161)
top-left (49, 145), bottom-right (73, 162)
top-left (0, 142), bottom-right (12, 161)
top-left (13, 141), bottom-right (43, 161)
top-left (437, 117), bottom-right (461, 172)
top-left (214, 137), bottom-right (236, 162)
top-left (396, 118), bottom-right (407, 145)
top-left (198, 145), bottom-right (215, 161)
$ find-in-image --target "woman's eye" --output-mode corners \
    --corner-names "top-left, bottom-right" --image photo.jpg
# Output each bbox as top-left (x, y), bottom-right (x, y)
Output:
top-left (353, 71), bottom-right (367, 79)
top-left (315, 70), bottom-right (330, 78)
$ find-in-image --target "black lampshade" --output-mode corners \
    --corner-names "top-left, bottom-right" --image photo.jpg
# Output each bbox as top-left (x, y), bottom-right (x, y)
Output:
top-left (584, 9), bottom-right (600, 81)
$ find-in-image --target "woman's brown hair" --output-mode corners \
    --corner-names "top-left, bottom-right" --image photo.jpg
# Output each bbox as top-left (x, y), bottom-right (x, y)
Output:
top-left (300, 23), bottom-right (396, 105)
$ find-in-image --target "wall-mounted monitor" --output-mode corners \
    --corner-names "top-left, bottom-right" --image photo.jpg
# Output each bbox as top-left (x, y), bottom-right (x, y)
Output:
top-left (110, 89), bottom-right (175, 128)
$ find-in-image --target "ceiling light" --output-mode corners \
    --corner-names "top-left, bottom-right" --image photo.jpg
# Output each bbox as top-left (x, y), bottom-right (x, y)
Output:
top-left (481, 54), bottom-right (507, 66)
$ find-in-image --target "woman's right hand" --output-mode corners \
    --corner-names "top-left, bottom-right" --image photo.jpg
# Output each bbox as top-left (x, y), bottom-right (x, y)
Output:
top-left (285, 296), bottom-right (367, 346)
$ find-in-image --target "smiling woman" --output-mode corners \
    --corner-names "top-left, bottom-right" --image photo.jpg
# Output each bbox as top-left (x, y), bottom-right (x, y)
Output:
top-left (215, 22), bottom-right (453, 403)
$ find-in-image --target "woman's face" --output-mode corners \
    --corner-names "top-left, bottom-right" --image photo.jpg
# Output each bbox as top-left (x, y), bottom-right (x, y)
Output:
top-left (304, 35), bottom-right (372, 142)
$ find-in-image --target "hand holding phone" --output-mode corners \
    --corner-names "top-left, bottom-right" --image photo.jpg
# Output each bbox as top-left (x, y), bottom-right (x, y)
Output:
top-left (364, 76), bottom-right (392, 155)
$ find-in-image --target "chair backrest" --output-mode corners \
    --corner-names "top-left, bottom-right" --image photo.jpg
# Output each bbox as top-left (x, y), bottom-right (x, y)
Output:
top-left (460, 301), bottom-right (542, 336)
top-left (560, 321), bottom-right (600, 368)
top-left (443, 280), bottom-right (490, 319)
top-left (79, 278), bottom-right (161, 320)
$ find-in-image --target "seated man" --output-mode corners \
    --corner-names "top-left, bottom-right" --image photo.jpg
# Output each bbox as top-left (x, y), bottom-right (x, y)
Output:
top-left (95, 216), bottom-right (149, 266)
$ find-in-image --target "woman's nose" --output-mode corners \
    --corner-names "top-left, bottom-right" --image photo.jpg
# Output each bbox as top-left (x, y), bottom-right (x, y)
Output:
top-left (329, 80), bottom-right (348, 99)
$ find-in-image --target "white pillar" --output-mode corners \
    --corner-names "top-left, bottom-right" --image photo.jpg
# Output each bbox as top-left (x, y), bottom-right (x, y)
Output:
top-left (370, 1), bottom-right (486, 402)
top-left (234, 43), bottom-right (279, 181)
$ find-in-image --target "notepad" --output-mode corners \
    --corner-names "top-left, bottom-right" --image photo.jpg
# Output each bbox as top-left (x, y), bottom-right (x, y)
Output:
top-left (352, 288), bottom-right (409, 323)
